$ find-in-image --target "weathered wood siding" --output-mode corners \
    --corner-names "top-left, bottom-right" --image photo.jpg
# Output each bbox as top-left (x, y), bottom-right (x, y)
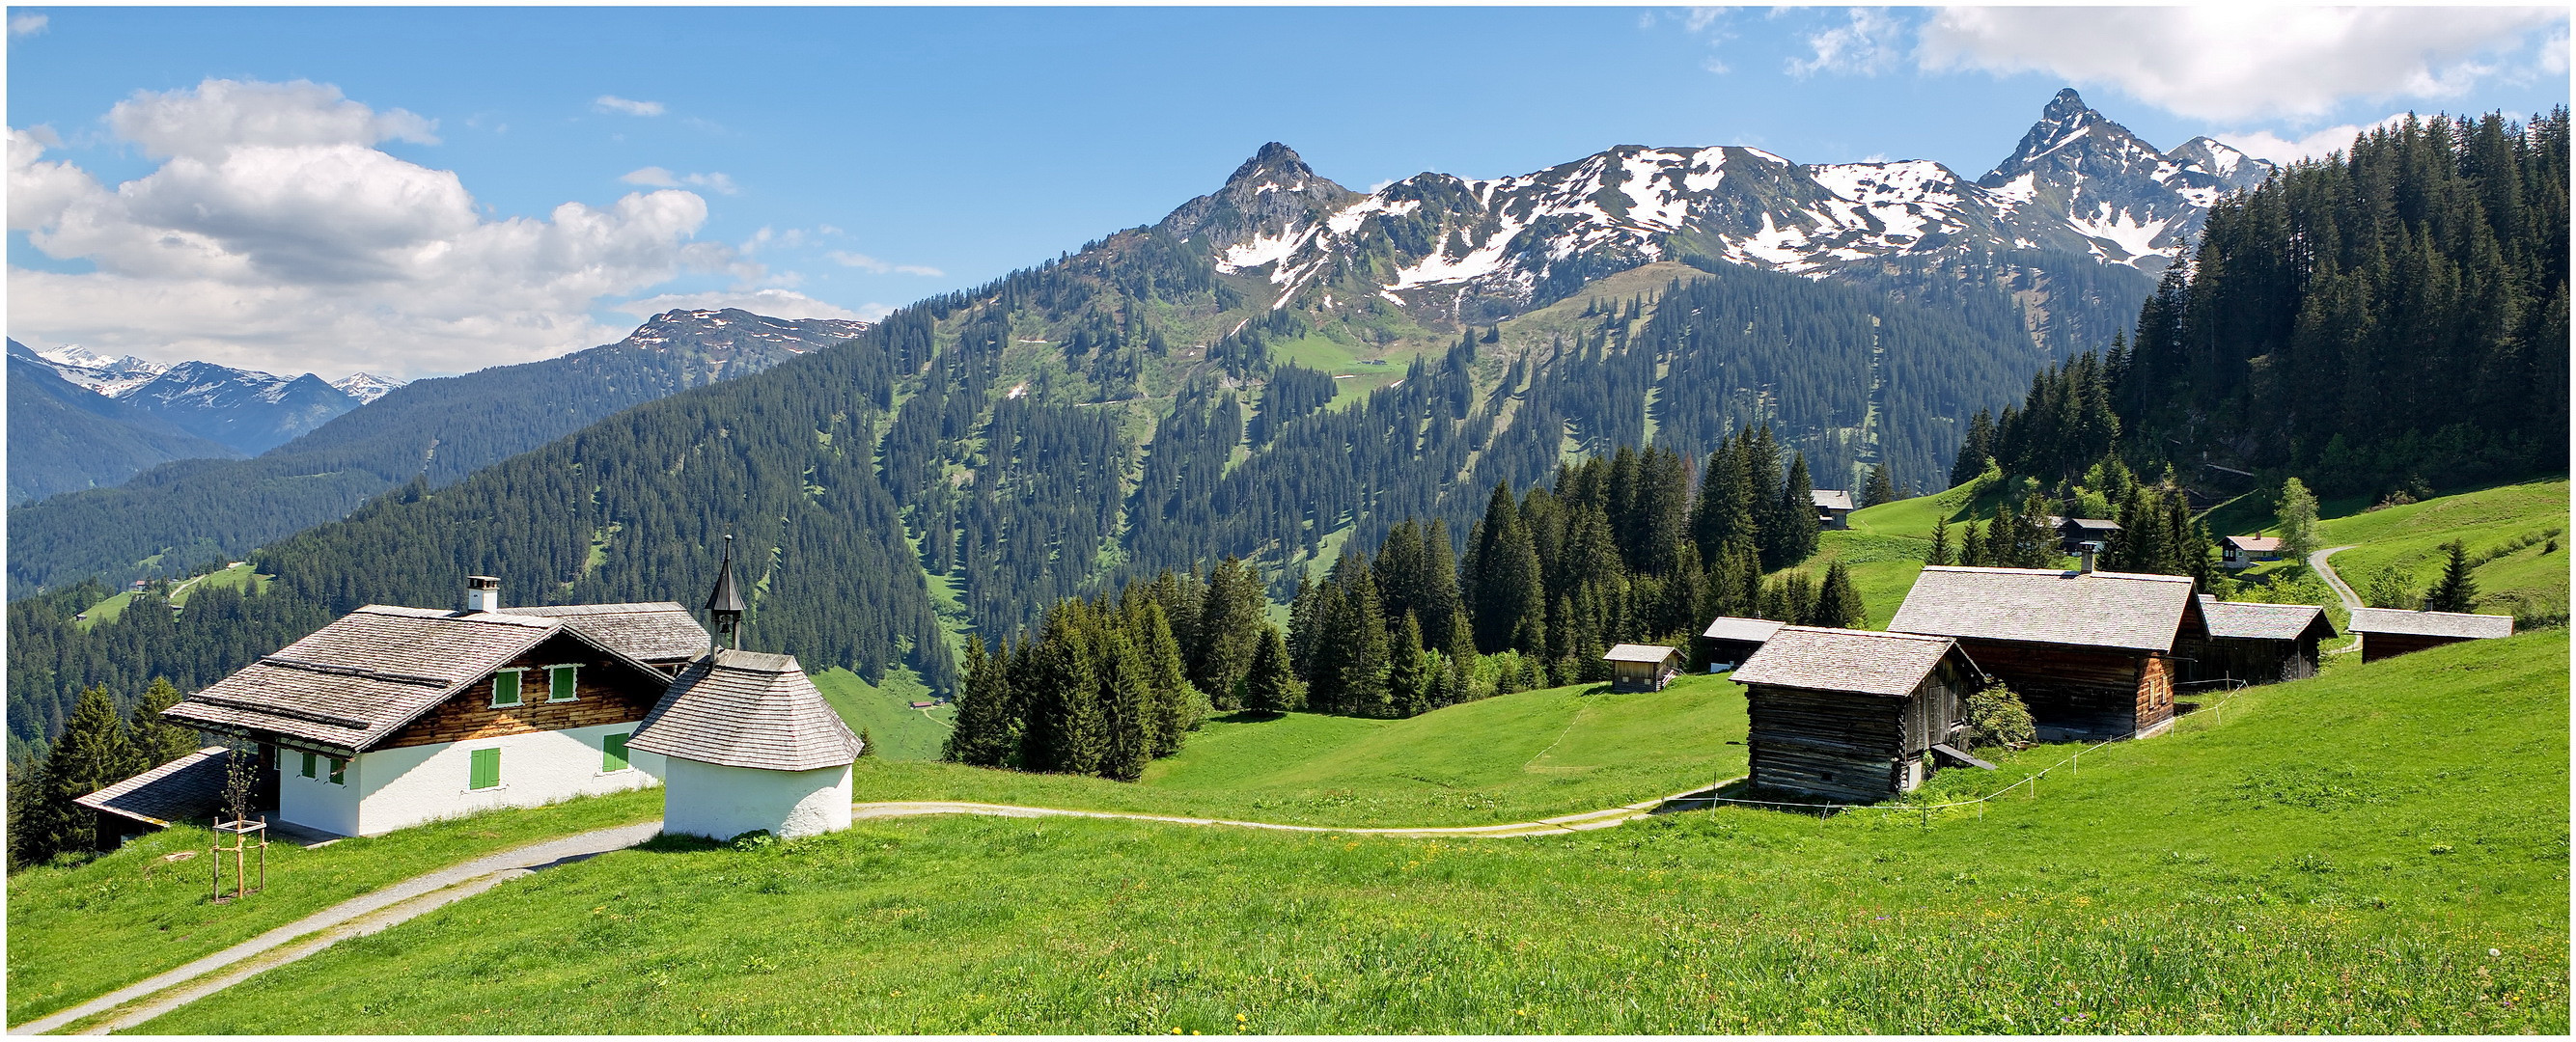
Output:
top-left (1747, 683), bottom-right (1906, 803)
top-left (1955, 639), bottom-right (2170, 739)
top-left (381, 633), bottom-right (669, 750)
top-left (2177, 635), bottom-right (2319, 685)
top-left (1611, 658), bottom-right (1676, 692)
top-left (2361, 631), bottom-right (2467, 663)
top-left (1702, 638), bottom-right (1766, 668)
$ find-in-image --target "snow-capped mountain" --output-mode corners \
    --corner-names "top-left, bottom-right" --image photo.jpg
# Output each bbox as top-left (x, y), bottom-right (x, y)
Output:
top-left (619, 308), bottom-right (873, 379)
top-left (118, 362), bottom-right (362, 455)
top-left (30, 344), bottom-right (170, 397)
top-left (1172, 89), bottom-right (2272, 320)
top-left (331, 371), bottom-right (405, 404)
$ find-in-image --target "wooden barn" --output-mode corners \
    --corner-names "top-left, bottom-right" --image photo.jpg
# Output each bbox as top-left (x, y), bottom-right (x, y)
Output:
top-left (1699, 616), bottom-right (1786, 670)
top-left (2057, 517), bottom-right (2122, 553)
top-left (1888, 564), bottom-right (2206, 741)
top-left (1733, 627), bottom-right (1982, 802)
top-left (1602, 644), bottom-right (1682, 692)
top-left (1811, 489), bottom-right (1856, 530)
top-left (2181, 596), bottom-right (2337, 684)
top-left (2349, 608), bottom-right (2514, 662)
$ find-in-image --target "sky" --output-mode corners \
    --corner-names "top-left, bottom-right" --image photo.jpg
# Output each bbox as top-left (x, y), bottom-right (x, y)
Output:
top-left (6, 5), bottom-right (2567, 382)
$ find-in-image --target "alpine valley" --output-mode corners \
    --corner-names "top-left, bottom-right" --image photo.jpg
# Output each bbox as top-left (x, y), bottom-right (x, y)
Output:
top-left (0, 89), bottom-right (2313, 749)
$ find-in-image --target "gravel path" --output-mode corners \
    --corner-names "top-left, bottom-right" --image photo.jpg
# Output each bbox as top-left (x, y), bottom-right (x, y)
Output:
top-left (15, 785), bottom-right (1729, 1033)
top-left (2310, 545), bottom-right (2368, 654)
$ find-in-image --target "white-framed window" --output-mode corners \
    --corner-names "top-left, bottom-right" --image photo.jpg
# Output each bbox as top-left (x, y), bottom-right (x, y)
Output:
top-left (491, 668), bottom-right (527, 707)
top-left (546, 664), bottom-right (579, 702)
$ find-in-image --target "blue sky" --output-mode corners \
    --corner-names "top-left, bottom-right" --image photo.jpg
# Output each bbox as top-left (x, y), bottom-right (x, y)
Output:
top-left (7, 6), bottom-right (2566, 380)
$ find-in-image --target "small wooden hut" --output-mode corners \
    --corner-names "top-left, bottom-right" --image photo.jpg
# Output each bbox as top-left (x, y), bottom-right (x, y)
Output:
top-left (1811, 489), bottom-right (1856, 530)
top-left (1699, 616), bottom-right (1786, 670)
top-left (2057, 517), bottom-right (2122, 553)
top-left (2349, 608), bottom-right (2513, 662)
top-left (73, 745), bottom-right (233, 850)
top-left (1888, 564), bottom-right (2205, 741)
top-left (2219, 535), bottom-right (2285, 570)
top-left (1733, 627), bottom-right (1982, 802)
top-left (1601, 644), bottom-right (1682, 692)
top-left (2181, 596), bottom-right (2336, 683)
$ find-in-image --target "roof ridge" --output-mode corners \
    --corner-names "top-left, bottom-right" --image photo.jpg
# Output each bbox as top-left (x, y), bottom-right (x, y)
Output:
top-left (1778, 624), bottom-right (1950, 642)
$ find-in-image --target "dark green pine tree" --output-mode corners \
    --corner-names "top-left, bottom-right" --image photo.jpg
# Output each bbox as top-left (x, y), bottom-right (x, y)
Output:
top-left (1021, 607), bottom-right (1102, 775)
top-left (1689, 438), bottom-right (1757, 566)
top-left (1093, 620), bottom-right (1152, 782)
top-left (2425, 540), bottom-right (2480, 613)
top-left (14, 686), bottom-right (138, 865)
top-left (1334, 558), bottom-right (1394, 718)
top-left (1928, 515), bottom-right (1953, 566)
top-left (1471, 481), bottom-right (1548, 655)
top-left (1190, 557), bottom-right (1264, 710)
top-left (130, 677), bottom-right (201, 767)
top-left (1863, 462), bottom-right (1897, 507)
top-left (1299, 580), bottom-right (1349, 709)
top-left (1951, 408), bottom-right (1997, 488)
top-left (1744, 426), bottom-right (1788, 565)
top-left (1243, 623), bottom-right (1301, 715)
top-left (1285, 570), bottom-right (1322, 681)
top-left (944, 637), bottom-right (1018, 767)
top-left (1372, 521), bottom-right (1428, 641)
top-left (1418, 519), bottom-right (1465, 655)
top-left (1387, 614), bottom-right (1433, 718)
top-left (1810, 562), bottom-right (1867, 628)
top-left (1774, 452), bottom-right (1822, 567)
top-left (1127, 597), bottom-right (1200, 757)
top-left (1959, 518), bottom-right (1988, 568)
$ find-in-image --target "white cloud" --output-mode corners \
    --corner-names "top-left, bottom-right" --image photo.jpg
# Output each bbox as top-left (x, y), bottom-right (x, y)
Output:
top-left (11, 14), bottom-right (47, 36)
top-left (1788, 8), bottom-right (1906, 78)
top-left (594, 95), bottom-right (665, 117)
top-left (825, 250), bottom-right (944, 277)
top-left (1919, 7), bottom-right (2567, 122)
top-left (9, 78), bottom-right (721, 379)
top-left (611, 288), bottom-right (885, 323)
top-left (2215, 113), bottom-right (2412, 166)
top-left (683, 171), bottom-right (737, 195)
top-left (621, 165), bottom-right (679, 187)
top-left (623, 167), bottom-right (735, 194)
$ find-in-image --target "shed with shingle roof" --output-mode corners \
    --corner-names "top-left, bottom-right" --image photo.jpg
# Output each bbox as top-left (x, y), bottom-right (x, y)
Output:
top-left (2179, 596), bottom-right (2337, 684)
top-left (1812, 489), bottom-right (1856, 529)
top-left (1888, 565), bottom-right (2206, 741)
top-left (1700, 616), bottom-right (1786, 670)
top-left (1733, 628), bottom-right (1982, 802)
top-left (630, 648), bottom-right (862, 840)
top-left (1600, 644), bottom-right (1682, 692)
top-left (75, 746), bottom-right (234, 842)
top-left (2349, 608), bottom-right (2514, 662)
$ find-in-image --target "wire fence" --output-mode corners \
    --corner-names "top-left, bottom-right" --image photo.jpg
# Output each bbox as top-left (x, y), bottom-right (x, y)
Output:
top-left (1673, 676), bottom-right (2263, 824)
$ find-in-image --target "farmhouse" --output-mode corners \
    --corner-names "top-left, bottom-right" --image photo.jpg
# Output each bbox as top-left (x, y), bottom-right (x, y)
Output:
top-left (2181, 595), bottom-right (2336, 684)
top-left (2057, 517), bottom-right (2122, 554)
top-left (1602, 644), bottom-right (1681, 692)
top-left (1700, 616), bottom-right (1786, 670)
top-left (627, 648), bottom-right (863, 840)
top-left (127, 577), bottom-right (709, 838)
top-left (1888, 564), bottom-right (2205, 741)
top-left (1811, 488), bottom-right (1855, 530)
top-left (2348, 607), bottom-right (2514, 662)
top-left (1732, 627), bottom-right (1982, 802)
top-left (2220, 535), bottom-right (2285, 570)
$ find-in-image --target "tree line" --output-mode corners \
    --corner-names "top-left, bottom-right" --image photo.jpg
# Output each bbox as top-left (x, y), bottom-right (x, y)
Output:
top-left (10, 678), bottom-right (200, 869)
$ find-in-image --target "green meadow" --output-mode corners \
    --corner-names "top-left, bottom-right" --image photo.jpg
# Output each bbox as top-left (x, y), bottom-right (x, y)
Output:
top-left (115, 631), bottom-right (2571, 1033)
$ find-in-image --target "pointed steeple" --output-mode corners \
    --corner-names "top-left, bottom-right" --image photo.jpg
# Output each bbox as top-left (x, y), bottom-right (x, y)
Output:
top-left (706, 534), bottom-right (745, 652)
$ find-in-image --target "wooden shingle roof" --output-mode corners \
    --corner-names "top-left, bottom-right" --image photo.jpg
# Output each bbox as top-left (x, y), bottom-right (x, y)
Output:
top-left (1602, 643), bottom-right (1680, 664)
top-left (501, 602), bottom-right (708, 663)
top-left (2223, 535), bottom-right (2284, 552)
top-left (1811, 489), bottom-right (1855, 511)
top-left (76, 746), bottom-right (233, 827)
top-left (2348, 608), bottom-right (2514, 640)
top-left (1702, 616), bottom-right (1787, 644)
top-left (626, 649), bottom-right (862, 772)
top-left (1731, 627), bottom-right (1970, 698)
top-left (163, 606), bottom-right (663, 754)
top-left (1889, 565), bottom-right (2201, 653)
top-left (2196, 595), bottom-right (2337, 642)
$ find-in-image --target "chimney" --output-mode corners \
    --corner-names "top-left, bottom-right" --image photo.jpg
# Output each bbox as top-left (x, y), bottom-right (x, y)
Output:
top-left (465, 575), bottom-right (503, 613)
top-left (2077, 542), bottom-right (2101, 574)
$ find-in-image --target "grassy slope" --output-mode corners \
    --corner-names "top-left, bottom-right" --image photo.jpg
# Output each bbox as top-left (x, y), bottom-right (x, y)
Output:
top-left (3, 787), bottom-right (662, 1026)
top-left (76, 562), bottom-right (271, 632)
top-left (2297, 479), bottom-right (2568, 618)
top-left (810, 667), bottom-right (955, 761)
top-left (136, 631), bottom-right (2567, 1033)
top-left (847, 672), bottom-right (1747, 828)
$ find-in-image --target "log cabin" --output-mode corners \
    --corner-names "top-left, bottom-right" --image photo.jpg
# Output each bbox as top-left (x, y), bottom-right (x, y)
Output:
top-left (1602, 644), bottom-right (1682, 692)
top-left (1699, 616), bottom-right (1786, 671)
top-left (1887, 564), bottom-right (2206, 741)
top-left (146, 577), bottom-right (710, 838)
top-left (2348, 607), bottom-right (2514, 662)
top-left (2180, 595), bottom-right (2336, 684)
top-left (1732, 627), bottom-right (1982, 802)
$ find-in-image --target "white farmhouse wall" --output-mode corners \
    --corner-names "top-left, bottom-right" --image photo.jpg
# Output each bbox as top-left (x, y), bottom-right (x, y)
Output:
top-left (660, 757), bottom-right (852, 840)
top-left (276, 748), bottom-right (362, 836)
top-left (319, 723), bottom-right (665, 836)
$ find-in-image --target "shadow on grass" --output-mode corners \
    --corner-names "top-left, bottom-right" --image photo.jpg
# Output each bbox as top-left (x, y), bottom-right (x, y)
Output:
top-left (1648, 777), bottom-right (1869, 819)
top-left (1210, 710), bottom-right (1290, 724)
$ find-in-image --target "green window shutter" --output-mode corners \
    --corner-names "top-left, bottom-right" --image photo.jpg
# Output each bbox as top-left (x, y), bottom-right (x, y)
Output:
top-left (300, 752), bottom-right (316, 779)
top-left (603, 732), bottom-right (629, 772)
top-left (550, 665), bottom-right (577, 701)
top-left (469, 748), bottom-right (500, 790)
top-left (492, 671), bottom-right (522, 707)
top-left (328, 757), bottom-right (346, 785)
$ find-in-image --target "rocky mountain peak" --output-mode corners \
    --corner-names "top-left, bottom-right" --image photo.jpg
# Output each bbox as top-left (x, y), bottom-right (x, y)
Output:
top-left (1226, 142), bottom-right (1319, 193)
top-left (1160, 142), bottom-right (1357, 256)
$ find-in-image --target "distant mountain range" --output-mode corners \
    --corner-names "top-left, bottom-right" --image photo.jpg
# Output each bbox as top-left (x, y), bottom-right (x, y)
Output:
top-left (17, 343), bottom-right (402, 456)
top-left (8, 309), bottom-right (871, 595)
top-left (7, 342), bottom-right (241, 505)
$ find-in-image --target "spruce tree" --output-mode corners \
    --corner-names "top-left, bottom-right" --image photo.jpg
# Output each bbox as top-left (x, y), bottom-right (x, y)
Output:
top-left (1811, 562), bottom-right (1867, 628)
top-left (944, 637), bottom-right (1019, 767)
top-left (1243, 623), bottom-right (1301, 715)
top-left (1689, 439), bottom-right (1756, 565)
top-left (1130, 598), bottom-right (1200, 757)
top-left (1864, 462), bottom-right (1897, 507)
top-left (1928, 515), bottom-right (1953, 566)
top-left (1094, 624), bottom-right (1152, 782)
top-left (1336, 562), bottom-right (1394, 717)
top-left (130, 677), bottom-right (200, 766)
top-left (1775, 452), bottom-right (1822, 566)
top-left (1387, 614), bottom-right (1432, 717)
top-left (2425, 540), bottom-right (2479, 612)
top-left (1190, 557), bottom-right (1263, 709)
top-left (1419, 519), bottom-right (1464, 654)
top-left (17, 686), bottom-right (138, 863)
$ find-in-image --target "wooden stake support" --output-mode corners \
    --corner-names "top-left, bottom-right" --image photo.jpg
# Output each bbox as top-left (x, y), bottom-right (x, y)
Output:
top-left (209, 816), bottom-right (268, 904)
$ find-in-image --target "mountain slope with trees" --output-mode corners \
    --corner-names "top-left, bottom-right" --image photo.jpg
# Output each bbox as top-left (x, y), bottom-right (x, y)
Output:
top-left (4, 345), bottom-right (241, 506)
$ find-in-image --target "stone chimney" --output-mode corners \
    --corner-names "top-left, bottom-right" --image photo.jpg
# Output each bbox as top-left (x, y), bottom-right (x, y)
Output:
top-left (2077, 542), bottom-right (2101, 574)
top-left (465, 575), bottom-right (503, 613)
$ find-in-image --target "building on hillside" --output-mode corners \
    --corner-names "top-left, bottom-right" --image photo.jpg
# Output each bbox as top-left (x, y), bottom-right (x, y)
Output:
top-left (1812, 489), bottom-right (1855, 530)
top-left (154, 578), bottom-right (705, 837)
top-left (1732, 627), bottom-right (1983, 802)
top-left (2057, 517), bottom-right (2123, 554)
top-left (1700, 616), bottom-right (1786, 671)
top-left (2348, 608), bottom-right (2513, 662)
top-left (1602, 644), bottom-right (1682, 692)
top-left (2181, 596), bottom-right (2337, 684)
top-left (1887, 564), bottom-right (2206, 741)
top-left (627, 648), bottom-right (863, 840)
top-left (2219, 535), bottom-right (2285, 570)
top-left (74, 746), bottom-right (232, 849)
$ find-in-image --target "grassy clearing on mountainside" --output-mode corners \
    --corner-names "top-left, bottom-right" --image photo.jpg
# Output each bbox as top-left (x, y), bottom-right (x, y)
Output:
top-left (811, 667), bottom-right (955, 761)
top-left (1777, 531), bottom-right (1928, 630)
top-left (3, 787), bottom-right (661, 1027)
top-left (2216, 479), bottom-right (2570, 621)
top-left (74, 563), bottom-right (267, 632)
top-left (844, 672), bottom-right (1747, 828)
top-left (138, 632), bottom-right (2568, 1034)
